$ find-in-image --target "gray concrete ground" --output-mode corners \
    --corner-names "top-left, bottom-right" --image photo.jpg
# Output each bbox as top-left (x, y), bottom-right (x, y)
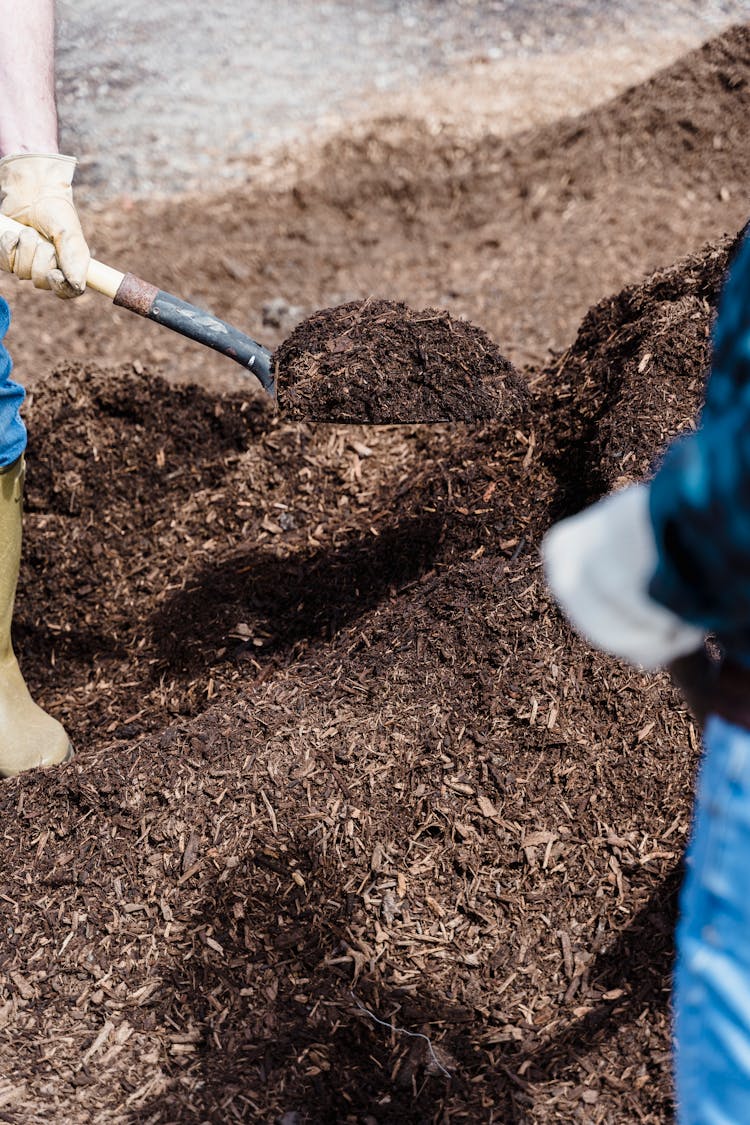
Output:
top-left (56, 0), bottom-right (750, 202)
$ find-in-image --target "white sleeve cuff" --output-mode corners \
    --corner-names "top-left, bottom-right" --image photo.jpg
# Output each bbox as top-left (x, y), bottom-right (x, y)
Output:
top-left (542, 485), bottom-right (705, 670)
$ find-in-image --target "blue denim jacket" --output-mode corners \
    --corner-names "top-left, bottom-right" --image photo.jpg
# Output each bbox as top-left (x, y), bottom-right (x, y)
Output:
top-left (649, 233), bottom-right (750, 663)
top-left (0, 296), bottom-right (26, 469)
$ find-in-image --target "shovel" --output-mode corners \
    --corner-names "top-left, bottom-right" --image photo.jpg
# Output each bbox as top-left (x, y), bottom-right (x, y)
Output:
top-left (0, 212), bottom-right (275, 395)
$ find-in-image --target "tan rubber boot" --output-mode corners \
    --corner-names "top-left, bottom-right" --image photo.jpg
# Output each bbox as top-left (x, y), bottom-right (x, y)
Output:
top-left (0, 457), bottom-right (72, 776)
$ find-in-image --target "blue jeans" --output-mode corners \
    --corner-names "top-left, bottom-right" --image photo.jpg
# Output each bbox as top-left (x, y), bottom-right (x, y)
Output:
top-left (0, 297), bottom-right (26, 469)
top-left (675, 714), bottom-right (750, 1123)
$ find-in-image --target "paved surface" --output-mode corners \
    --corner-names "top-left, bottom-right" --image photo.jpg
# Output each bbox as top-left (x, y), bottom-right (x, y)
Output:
top-left (56, 0), bottom-right (750, 200)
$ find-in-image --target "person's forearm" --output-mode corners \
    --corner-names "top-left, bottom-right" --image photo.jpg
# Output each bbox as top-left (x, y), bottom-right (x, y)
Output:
top-left (0, 0), bottom-right (58, 157)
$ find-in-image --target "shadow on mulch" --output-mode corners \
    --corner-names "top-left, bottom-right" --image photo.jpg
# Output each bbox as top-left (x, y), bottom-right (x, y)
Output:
top-left (136, 848), bottom-right (491, 1124)
top-left (148, 511), bottom-right (451, 675)
top-left (518, 864), bottom-right (680, 1092)
top-left (14, 622), bottom-right (129, 671)
top-left (137, 857), bottom-right (681, 1124)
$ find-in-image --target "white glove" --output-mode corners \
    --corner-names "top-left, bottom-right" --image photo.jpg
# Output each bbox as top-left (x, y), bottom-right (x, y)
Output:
top-left (0, 153), bottom-right (90, 298)
top-left (542, 484), bottom-right (705, 670)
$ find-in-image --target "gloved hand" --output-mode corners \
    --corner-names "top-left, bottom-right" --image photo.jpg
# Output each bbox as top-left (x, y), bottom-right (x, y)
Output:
top-left (542, 484), bottom-right (705, 670)
top-left (0, 153), bottom-right (89, 298)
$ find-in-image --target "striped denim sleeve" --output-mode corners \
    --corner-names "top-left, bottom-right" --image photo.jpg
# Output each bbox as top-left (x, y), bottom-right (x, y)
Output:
top-left (648, 232), bottom-right (750, 638)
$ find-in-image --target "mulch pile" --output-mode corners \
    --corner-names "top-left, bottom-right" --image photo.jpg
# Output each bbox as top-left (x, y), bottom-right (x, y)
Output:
top-left (0, 24), bottom-right (748, 1125)
top-left (274, 299), bottom-right (528, 423)
top-left (0, 228), bottom-right (736, 1123)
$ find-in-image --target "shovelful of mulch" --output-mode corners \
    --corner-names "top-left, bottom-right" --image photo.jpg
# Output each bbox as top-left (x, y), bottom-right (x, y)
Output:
top-left (274, 298), bottom-right (530, 424)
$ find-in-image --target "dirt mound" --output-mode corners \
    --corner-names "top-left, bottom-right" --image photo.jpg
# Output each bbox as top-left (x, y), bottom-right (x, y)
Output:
top-left (16, 363), bottom-right (517, 751)
top-left (0, 227), bottom-right (736, 1121)
top-left (535, 231), bottom-right (738, 522)
top-left (25, 364), bottom-right (271, 514)
top-left (275, 298), bottom-right (528, 424)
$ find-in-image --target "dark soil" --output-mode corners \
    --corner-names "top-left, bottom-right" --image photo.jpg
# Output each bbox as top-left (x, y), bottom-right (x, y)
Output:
top-left (0, 25), bottom-right (749, 1125)
top-left (274, 298), bottom-right (528, 423)
top-left (0, 228), bottom-right (735, 1123)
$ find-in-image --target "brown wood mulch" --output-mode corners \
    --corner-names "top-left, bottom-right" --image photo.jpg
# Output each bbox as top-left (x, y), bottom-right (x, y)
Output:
top-left (274, 299), bottom-right (528, 424)
top-left (0, 21), bottom-right (748, 1125)
top-left (0, 229), bottom-right (737, 1123)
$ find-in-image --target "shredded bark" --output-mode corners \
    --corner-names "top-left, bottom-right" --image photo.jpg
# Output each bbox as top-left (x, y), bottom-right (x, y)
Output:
top-left (274, 298), bottom-right (528, 424)
top-left (0, 24), bottom-right (749, 1124)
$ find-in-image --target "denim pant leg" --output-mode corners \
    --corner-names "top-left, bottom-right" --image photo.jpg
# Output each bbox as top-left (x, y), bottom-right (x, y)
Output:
top-left (675, 715), bottom-right (750, 1124)
top-left (0, 297), bottom-right (27, 469)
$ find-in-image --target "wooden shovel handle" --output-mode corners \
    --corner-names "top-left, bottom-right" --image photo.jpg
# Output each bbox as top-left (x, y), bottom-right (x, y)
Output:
top-left (0, 213), bottom-right (274, 395)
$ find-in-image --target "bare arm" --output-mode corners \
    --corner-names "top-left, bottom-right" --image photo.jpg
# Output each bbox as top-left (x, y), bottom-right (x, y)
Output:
top-left (0, 0), bottom-right (88, 296)
top-left (0, 0), bottom-right (58, 156)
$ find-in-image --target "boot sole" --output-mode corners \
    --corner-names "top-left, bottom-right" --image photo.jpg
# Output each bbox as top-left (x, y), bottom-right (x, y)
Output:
top-left (0, 742), bottom-right (75, 778)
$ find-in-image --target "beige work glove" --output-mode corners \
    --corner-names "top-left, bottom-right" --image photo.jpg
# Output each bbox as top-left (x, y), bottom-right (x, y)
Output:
top-left (0, 153), bottom-right (89, 298)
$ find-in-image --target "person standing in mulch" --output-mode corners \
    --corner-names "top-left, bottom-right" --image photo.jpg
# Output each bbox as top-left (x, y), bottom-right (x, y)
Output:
top-left (0, 0), bottom-right (89, 775)
top-left (543, 229), bottom-right (750, 1122)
